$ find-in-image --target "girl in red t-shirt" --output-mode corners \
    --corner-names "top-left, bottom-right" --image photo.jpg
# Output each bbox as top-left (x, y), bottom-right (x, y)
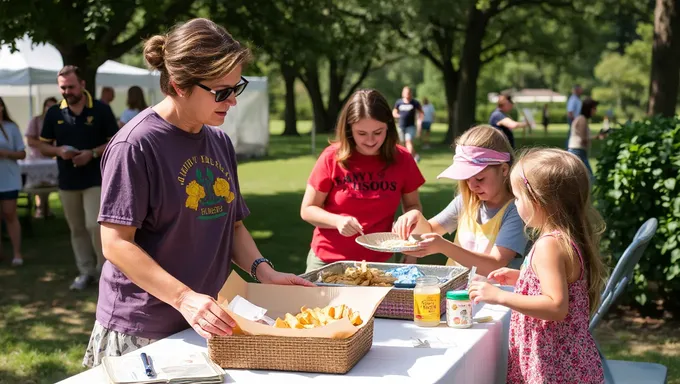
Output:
top-left (301, 89), bottom-right (426, 273)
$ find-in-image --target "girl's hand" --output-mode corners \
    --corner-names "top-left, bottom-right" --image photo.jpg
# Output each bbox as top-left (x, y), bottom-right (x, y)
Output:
top-left (392, 210), bottom-right (422, 240)
top-left (402, 232), bottom-right (448, 258)
top-left (336, 216), bottom-right (363, 237)
top-left (468, 281), bottom-right (505, 305)
top-left (488, 268), bottom-right (520, 286)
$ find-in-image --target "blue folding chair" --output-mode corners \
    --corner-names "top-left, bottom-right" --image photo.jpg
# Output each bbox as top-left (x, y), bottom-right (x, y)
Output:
top-left (589, 218), bottom-right (667, 383)
top-left (590, 218), bottom-right (658, 332)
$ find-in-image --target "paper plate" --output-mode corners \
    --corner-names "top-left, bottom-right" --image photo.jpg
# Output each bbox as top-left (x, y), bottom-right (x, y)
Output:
top-left (355, 232), bottom-right (421, 253)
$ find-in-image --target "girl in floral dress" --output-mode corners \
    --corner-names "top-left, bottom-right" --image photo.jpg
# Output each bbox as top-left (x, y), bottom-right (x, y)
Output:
top-left (469, 148), bottom-right (607, 384)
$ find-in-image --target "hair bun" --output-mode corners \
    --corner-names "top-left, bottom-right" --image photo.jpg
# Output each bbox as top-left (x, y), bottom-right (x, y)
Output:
top-left (143, 35), bottom-right (167, 71)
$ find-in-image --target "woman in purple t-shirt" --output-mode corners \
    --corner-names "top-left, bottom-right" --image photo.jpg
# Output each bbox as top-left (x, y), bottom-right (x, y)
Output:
top-left (83, 18), bottom-right (314, 368)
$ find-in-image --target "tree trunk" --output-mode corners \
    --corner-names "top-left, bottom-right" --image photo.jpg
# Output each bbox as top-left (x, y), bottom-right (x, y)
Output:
top-left (327, 59), bottom-right (344, 131)
top-left (648, 0), bottom-right (680, 117)
top-left (280, 63), bottom-right (299, 136)
top-left (301, 62), bottom-right (331, 133)
top-left (442, 62), bottom-right (460, 144)
top-left (453, 8), bottom-right (489, 141)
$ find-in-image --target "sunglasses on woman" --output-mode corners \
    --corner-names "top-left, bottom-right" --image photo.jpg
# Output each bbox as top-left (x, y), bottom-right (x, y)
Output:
top-left (196, 77), bottom-right (249, 102)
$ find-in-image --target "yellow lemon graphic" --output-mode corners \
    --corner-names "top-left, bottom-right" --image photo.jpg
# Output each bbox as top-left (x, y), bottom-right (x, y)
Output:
top-left (185, 196), bottom-right (200, 211)
top-left (214, 178), bottom-right (235, 203)
top-left (185, 180), bottom-right (206, 211)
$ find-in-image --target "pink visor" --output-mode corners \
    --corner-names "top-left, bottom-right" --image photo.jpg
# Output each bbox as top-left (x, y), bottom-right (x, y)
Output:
top-left (437, 145), bottom-right (511, 180)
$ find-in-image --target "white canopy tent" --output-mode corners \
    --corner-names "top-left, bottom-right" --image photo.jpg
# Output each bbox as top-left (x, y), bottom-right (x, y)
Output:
top-left (0, 37), bottom-right (269, 158)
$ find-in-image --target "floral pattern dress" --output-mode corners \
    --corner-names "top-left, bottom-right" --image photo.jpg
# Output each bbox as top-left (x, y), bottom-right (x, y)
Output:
top-left (507, 233), bottom-right (604, 384)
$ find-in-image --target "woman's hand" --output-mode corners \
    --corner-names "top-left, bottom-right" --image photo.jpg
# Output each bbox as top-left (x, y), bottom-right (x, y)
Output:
top-left (336, 216), bottom-right (363, 237)
top-left (176, 290), bottom-right (236, 339)
top-left (468, 281), bottom-right (505, 305)
top-left (487, 267), bottom-right (520, 286)
top-left (393, 210), bottom-right (422, 240)
top-left (402, 232), bottom-right (449, 258)
top-left (260, 270), bottom-right (317, 287)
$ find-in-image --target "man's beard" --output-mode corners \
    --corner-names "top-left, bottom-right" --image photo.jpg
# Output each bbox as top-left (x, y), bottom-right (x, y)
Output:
top-left (65, 93), bottom-right (83, 105)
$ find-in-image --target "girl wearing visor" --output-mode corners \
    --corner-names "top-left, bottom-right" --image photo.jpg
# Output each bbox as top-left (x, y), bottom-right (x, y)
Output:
top-left (393, 125), bottom-right (528, 275)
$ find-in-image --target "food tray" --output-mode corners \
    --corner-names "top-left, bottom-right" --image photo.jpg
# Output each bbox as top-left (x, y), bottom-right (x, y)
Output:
top-left (300, 262), bottom-right (469, 320)
top-left (207, 318), bottom-right (374, 374)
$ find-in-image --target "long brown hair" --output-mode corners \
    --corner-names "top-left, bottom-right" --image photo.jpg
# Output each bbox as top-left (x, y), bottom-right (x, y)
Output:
top-left (455, 125), bottom-right (514, 224)
top-left (511, 148), bottom-right (608, 316)
top-left (332, 89), bottom-right (399, 169)
top-left (126, 86), bottom-right (148, 110)
top-left (0, 97), bottom-right (15, 141)
top-left (42, 97), bottom-right (58, 118)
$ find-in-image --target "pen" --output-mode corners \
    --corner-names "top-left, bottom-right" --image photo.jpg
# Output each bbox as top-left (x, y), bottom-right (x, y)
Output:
top-left (140, 352), bottom-right (153, 378)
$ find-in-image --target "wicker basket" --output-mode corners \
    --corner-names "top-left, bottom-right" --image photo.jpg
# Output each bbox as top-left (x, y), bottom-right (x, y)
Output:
top-left (300, 262), bottom-right (469, 320)
top-left (207, 318), bottom-right (374, 374)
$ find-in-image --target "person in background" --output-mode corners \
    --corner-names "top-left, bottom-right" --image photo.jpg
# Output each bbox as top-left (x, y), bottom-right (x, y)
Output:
top-left (302, 89), bottom-right (425, 273)
top-left (0, 97), bottom-right (27, 266)
top-left (567, 98), bottom-right (605, 182)
top-left (566, 84), bottom-right (583, 146)
top-left (118, 86), bottom-right (148, 128)
top-left (84, 18), bottom-right (313, 368)
top-left (392, 86), bottom-right (423, 162)
top-left (25, 96), bottom-right (58, 218)
top-left (100, 87), bottom-right (115, 105)
top-left (542, 103), bottom-right (549, 136)
top-left (488, 94), bottom-right (528, 149)
top-left (100, 86), bottom-right (116, 117)
top-left (39, 65), bottom-right (119, 290)
top-left (421, 97), bottom-right (435, 149)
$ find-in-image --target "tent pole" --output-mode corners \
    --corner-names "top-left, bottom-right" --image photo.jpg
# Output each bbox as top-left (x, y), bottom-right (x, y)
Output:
top-left (28, 80), bottom-right (35, 123)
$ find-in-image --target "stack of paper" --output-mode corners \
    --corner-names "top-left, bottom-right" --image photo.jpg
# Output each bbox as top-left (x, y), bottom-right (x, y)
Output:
top-left (102, 351), bottom-right (224, 384)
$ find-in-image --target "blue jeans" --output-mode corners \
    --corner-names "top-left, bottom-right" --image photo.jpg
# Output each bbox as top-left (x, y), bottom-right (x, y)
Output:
top-left (568, 148), bottom-right (594, 184)
top-left (399, 125), bottom-right (417, 142)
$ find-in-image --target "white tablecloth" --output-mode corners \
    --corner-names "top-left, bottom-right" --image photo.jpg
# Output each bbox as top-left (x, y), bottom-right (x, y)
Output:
top-left (56, 302), bottom-right (511, 384)
top-left (18, 159), bottom-right (58, 189)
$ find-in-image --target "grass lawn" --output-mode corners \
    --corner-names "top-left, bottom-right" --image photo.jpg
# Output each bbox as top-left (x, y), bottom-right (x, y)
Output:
top-left (0, 121), bottom-right (676, 383)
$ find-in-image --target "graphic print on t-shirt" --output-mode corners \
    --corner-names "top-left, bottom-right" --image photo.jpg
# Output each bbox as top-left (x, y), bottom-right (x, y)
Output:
top-left (177, 155), bottom-right (236, 220)
top-left (333, 170), bottom-right (397, 194)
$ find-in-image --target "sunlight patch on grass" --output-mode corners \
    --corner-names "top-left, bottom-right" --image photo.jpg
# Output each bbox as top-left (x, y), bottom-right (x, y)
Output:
top-left (250, 230), bottom-right (274, 240)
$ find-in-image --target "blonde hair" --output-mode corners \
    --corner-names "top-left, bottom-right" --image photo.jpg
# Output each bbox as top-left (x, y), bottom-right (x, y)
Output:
top-left (455, 125), bottom-right (514, 225)
top-left (332, 89), bottom-right (399, 169)
top-left (143, 18), bottom-right (252, 96)
top-left (511, 148), bottom-right (608, 316)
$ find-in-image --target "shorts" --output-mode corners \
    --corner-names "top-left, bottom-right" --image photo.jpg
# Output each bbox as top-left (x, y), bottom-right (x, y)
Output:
top-left (82, 320), bottom-right (157, 368)
top-left (398, 125), bottom-right (417, 142)
top-left (421, 121), bottom-right (432, 131)
top-left (0, 190), bottom-right (19, 200)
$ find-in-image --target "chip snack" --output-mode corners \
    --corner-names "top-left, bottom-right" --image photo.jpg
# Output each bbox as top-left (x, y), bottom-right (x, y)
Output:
top-left (320, 260), bottom-right (397, 287)
top-left (273, 304), bottom-right (364, 329)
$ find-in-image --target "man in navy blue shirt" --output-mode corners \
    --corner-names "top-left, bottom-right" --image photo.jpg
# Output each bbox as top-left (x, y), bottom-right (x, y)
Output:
top-left (39, 65), bottom-right (118, 290)
top-left (393, 86), bottom-right (423, 162)
top-left (488, 94), bottom-right (528, 149)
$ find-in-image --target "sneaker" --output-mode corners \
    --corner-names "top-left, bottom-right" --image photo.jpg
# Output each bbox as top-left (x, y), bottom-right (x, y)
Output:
top-left (414, 154), bottom-right (421, 163)
top-left (11, 258), bottom-right (23, 267)
top-left (69, 274), bottom-right (93, 291)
